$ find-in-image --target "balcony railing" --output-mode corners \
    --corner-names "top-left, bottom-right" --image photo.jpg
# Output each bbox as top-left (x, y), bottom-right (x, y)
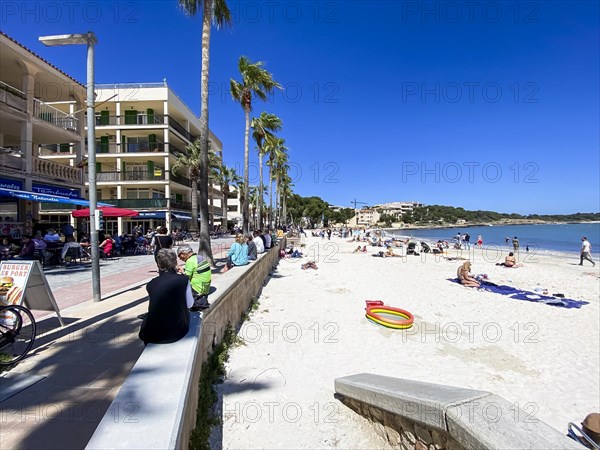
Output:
top-left (170, 173), bottom-right (191, 187)
top-left (96, 142), bottom-right (166, 154)
top-left (172, 200), bottom-right (192, 210)
top-left (33, 98), bottom-right (78, 132)
top-left (168, 116), bottom-right (198, 142)
top-left (34, 157), bottom-right (83, 184)
top-left (95, 114), bottom-right (166, 126)
top-left (89, 170), bottom-right (167, 182)
top-left (39, 144), bottom-right (74, 156)
top-left (0, 81), bottom-right (27, 113)
top-left (102, 198), bottom-right (168, 209)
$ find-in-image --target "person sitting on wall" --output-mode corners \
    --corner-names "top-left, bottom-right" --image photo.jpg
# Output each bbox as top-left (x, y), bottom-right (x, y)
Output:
top-left (246, 234), bottom-right (257, 261)
top-left (177, 244), bottom-right (211, 311)
top-left (221, 234), bottom-right (249, 273)
top-left (253, 231), bottom-right (265, 254)
top-left (139, 249), bottom-right (193, 345)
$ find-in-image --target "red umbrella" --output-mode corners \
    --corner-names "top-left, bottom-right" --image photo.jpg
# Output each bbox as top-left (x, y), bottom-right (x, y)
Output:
top-left (72, 206), bottom-right (139, 218)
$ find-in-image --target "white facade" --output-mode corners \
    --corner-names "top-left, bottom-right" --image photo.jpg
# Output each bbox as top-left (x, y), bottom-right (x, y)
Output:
top-left (40, 81), bottom-right (224, 235)
top-left (0, 31), bottom-right (87, 237)
top-left (376, 201), bottom-right (423, 220)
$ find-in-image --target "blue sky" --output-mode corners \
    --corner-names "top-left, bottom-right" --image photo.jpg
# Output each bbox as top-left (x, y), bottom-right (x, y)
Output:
top-left (2, 0), bottom-right (599, 214)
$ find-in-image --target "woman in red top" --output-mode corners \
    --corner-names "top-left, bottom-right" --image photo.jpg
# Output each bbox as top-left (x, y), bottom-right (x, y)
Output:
top-left (99, 233), bottom-right (115, 257)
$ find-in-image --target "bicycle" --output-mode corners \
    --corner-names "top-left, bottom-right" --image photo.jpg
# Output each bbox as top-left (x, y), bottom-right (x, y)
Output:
top-left (0, 304), bottom-right (37, 366)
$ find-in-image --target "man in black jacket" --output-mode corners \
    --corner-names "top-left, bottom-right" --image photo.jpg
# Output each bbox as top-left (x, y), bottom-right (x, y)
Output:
top-left (139, 249), bottom-right (193, 345)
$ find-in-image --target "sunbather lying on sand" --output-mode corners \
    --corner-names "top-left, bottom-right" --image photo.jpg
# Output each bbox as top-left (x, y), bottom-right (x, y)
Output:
top-left (496, 252), bottom-right (523, 268)
top-left (457, 261), bottom-right (480, 287)
top-left (301, 261), bottom-right (318, 270)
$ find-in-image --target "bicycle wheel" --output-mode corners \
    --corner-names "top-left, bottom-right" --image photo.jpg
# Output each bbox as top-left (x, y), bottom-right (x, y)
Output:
top-left (0, 305), bottom-right (37, 366)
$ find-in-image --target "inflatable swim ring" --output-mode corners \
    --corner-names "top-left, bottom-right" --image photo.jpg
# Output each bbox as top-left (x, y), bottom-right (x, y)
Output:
top-left (365, 300), bottom-right (414, 330)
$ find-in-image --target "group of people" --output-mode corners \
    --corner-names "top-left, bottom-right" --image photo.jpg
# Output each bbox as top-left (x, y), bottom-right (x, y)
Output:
top-left (139, 228), bottom-right (280, 345)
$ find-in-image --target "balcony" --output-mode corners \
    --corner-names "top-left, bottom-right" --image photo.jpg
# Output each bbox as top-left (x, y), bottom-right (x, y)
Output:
top-left (33, 98), bottom-right (78, 132)
top-left (39, 144), bottom-right (74, 156)
top-left (95, 114), bottom-right (166, 126)
top-left (0, 81), bottom-right (27, 113)
top-left (172, 199), bottom-right (192, 210)
top-left (103, 198), bottom-right (168, 209)
top-left (170, 173), bottom-right (191, 187)
top-left (96, 142), bottom-right (166, 154)
top-left (33, 158), bottom-right (83, 184)
top-left (168, 116), bottom-right (198, 142)
top-left (89, 170), bottom-right (167, 183)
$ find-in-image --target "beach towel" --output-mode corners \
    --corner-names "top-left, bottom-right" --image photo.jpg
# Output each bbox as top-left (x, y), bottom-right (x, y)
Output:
top-left (448, 279), bottom-right (589, 309)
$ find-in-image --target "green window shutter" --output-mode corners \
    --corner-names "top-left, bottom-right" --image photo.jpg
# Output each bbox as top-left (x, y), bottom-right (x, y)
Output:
top-left (96, 162), bottom-right (102, 173)
top-left (100, 136), bottom-right (109, 153)
top-left (147, 161), bottom-right (154, 179)
top-left (176, 193), bottom-right (183, 201)
top-left (149, 133), bottom-right (157, 151)
top-left (147, 108), bottom-right (154, 124)
top-left (100, 110), bottom-right (109, 125)
top-left (59, 143), bottom-right (70, 153)
top-left (124, 110), bottom-right (137, 125)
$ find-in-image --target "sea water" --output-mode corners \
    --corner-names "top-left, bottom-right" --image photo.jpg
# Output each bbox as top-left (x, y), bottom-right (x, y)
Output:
top-left (388, 223), bottom-right (600, 256)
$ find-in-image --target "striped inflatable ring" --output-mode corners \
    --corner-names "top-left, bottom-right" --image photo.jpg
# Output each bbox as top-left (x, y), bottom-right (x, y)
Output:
top-left (365, 300), bottom-right (414, 330)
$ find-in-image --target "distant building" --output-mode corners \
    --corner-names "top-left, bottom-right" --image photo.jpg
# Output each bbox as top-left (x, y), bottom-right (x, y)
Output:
top-left (348, 207), bottom-right (380, 227)
top-left (375, 201), bottom-right (423, 221)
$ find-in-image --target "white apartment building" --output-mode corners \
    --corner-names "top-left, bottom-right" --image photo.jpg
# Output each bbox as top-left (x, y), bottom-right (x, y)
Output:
top-left (376, 201), bottom-right (423, 220)
top-left (350, 208), bottom-right (380, 227)
top-left (40, 81), bottom-right (224, 236)
top-left (0, 32), bottom-right (87, 238)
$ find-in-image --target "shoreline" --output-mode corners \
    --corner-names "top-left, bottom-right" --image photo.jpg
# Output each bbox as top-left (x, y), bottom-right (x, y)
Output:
top-left (384, 219), bottom-right (600, 232)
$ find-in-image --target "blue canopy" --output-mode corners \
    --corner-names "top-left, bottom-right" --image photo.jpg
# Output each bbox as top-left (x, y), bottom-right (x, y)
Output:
top-left (0, 187), bottom-right (112, 207)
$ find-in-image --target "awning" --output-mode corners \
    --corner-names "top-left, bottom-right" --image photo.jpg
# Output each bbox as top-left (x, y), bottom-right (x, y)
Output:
top-left (0, 187), bottom-right (112, 207)
top-left (172, 212), bottom-right (192, 221)
top-left (72, 206), bottom-right (139, 218)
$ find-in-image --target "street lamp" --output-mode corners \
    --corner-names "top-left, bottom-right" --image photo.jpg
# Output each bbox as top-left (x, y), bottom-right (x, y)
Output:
top-left (39, 32), bottom-right (101, 302)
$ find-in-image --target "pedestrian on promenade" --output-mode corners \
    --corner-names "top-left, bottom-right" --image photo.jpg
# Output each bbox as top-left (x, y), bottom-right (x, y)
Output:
top-left (151, 226), bottom-right (173, 261)
top-left (139, 249), bottom-right (193, 345)
top-left (580, 237), bottom-right (596, 266)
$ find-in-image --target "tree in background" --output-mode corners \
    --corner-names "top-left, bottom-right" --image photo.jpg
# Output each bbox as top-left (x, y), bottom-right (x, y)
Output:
top-left (230, 56), bottom-right (282, 233)
top-left (251, 112), bottom-right (282, 230)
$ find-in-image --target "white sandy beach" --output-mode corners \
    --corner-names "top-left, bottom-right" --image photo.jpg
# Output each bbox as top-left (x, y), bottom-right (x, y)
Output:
top-left (212, 237), bottom-right (600, 449)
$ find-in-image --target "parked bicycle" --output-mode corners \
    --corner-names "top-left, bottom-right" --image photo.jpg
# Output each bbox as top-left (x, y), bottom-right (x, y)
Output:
top-left (0, 304), bottom-right (36, 365)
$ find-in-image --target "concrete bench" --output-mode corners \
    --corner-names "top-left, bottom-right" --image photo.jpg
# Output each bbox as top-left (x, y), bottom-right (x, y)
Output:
top-left (335, 373), bottom-right (584, 450)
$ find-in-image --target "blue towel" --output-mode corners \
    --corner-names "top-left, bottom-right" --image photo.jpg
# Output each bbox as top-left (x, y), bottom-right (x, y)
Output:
top-left (448, 279), bottom-right (589, 309)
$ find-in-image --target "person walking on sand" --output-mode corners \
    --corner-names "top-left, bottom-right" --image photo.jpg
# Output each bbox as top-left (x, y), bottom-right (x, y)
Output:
top-left (512, 236), bottom-right (520, 252)
top-left (580, 236), bottom-right (596, 266)
top-left (477, 235), bottom-right (483, 248)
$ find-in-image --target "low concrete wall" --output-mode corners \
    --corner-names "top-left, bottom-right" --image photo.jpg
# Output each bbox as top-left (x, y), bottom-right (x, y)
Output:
top-left (335, 373), bottom-right (585, 450)
top-left (86, 240), bottom-right (283, 450)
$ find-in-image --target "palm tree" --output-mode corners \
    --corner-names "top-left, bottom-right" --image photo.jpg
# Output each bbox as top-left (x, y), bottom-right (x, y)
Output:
top-left (214, 164), bottom-right (241, 231)
top-left (279, 173), bottom-right (293, 226)
top-left (172, 139), bottom-right (201, 234)
top-left (272, 145), bottom-right (289, 226)
top-left (251, 112), bottom-right (282, 230)
top-left (230, 56), bottom-right (282, 233)
top-left (266, 136), bottom-right (287, 228)
top-left (179, 0), bottom-right (231, 263)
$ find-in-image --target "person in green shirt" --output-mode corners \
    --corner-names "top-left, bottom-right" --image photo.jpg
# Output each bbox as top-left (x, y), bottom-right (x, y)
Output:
top-left (177, 244), bottom-right (211, 310)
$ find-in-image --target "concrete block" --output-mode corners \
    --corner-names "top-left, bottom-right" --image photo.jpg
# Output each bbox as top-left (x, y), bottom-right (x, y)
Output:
top-left (446, 394), bottom-right (585, 450)
top-left (335, 373), bottom-right (490, 430)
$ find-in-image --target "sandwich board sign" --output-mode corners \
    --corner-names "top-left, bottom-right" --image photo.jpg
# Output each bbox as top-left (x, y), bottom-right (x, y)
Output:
top-left (0, 261), bottom-right (64, 326)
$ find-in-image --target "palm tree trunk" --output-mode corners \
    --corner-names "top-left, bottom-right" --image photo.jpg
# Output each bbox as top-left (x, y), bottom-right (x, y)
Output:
top-left (222, 186), bottom-right (228, 232)
top-left (243, 108), bottom-right (250, 233)
top-left (198, 0), bottom-right (215, 265)
top-left (269, 177), bottom-right (273, 230)
top-left (191, 176), bottom-right (199, 234)
top-left (258, 152), bottom-right (263, 230)
top-left (275, 179), bottom-right (279, 227)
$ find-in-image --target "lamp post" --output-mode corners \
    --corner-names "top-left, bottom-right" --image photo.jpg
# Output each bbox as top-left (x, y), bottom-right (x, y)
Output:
top-left (39, 32), bottom-right (101, 302)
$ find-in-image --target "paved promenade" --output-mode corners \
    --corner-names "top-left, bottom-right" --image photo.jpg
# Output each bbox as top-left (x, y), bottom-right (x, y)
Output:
top-left (0, 239), bottom-right (232, 450)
